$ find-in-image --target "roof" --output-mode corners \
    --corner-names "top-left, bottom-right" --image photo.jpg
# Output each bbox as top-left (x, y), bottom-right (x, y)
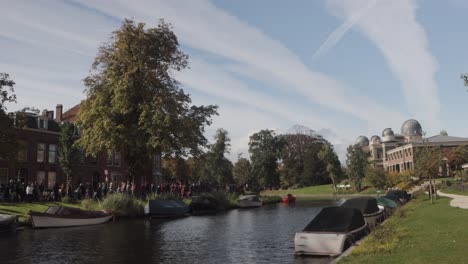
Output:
top-left (419, 135), bottom-right (468, 143)
top-left (19, 113), bottom-right (60, 133)
top-left (62, 103), bottom-right (81, 123)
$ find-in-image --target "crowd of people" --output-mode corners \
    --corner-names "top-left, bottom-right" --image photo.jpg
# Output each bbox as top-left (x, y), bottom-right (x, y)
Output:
top-left (0, 179), bottom-right (236, 203)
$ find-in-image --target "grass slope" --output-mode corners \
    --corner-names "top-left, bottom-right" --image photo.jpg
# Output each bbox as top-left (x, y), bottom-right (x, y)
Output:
top-left (262, 184), bottom-right (377, 196)
top-left (340, 195), bottom-right (468, 264)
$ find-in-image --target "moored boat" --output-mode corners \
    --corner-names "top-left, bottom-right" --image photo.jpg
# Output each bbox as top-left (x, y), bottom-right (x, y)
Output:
top-left (238, 195), bottom-right (263, 208)
top-left (386, 190), bottom-right (410, 204)
top-left (145, 199), bottom-right (190, 218)
top-left (29, 206), bottom-right (113, 228)
top-left (294, 207), bottom-right (367, 257)
top-left (282, 193), bottom-right (296, 204)
top-left (190, 195), bottom-right (219, 215)
top-left (376, 196), bottom-right (399, 218)
top-left (0, 214), bottom-right (18, 233)
top-left (341, 197), bottom-right (384, 228)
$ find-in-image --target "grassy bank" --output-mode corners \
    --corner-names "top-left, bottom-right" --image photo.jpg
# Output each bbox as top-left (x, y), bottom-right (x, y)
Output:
top-left (261, 184), bottom-right (377, 196)
top-left (340, 194), bottom-right (468, 264)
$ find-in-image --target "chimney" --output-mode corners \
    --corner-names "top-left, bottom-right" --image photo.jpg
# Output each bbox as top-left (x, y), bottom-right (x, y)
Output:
top-left (47, 110), bottom-right (54, 120)
top-left (56, 104), bottom-right (63, 122)
top-left (42, 109), bottom-right (48, 117)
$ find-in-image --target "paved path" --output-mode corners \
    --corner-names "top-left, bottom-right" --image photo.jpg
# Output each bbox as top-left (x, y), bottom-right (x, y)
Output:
top-left (437, 191), bottom-right (468, 209)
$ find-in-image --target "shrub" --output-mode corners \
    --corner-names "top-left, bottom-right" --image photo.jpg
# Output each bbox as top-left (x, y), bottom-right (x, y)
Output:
top-left (100, 193), bottom-right (144, 217)
top-left (202, 192), bottom-right (239, 209)
top-left (61, 196), bottom-right (77, 204)
top-left (81, 198), bottom-right (99, 211)
top-left (261, 195), bottom-right (281, 204)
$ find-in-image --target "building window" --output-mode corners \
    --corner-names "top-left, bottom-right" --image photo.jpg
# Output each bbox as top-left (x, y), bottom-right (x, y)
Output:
top-left (152, 154), bottom-right (161, 176)
top-left (0, 168), bottom-right (8, 185)
top-left (47, 171), bottom-right (56, 189)
top-left (17, 141), bottom-right (28, 161)
top-left (48, 144), bottom-right (57, 163)
top-left (113, 150), bottom-right (121, 167)
top-left (37, 143), bottom-right (46, 163)
top-left (38, 118), bottom-right (48, 130)
top-left (107, 154), bottom-right (113, 166)
top-left (36, 171), bottom-right (45, 185)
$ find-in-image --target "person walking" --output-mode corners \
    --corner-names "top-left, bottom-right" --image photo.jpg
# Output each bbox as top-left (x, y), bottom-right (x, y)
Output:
top-left (26, 183), bottom-right (34, 202)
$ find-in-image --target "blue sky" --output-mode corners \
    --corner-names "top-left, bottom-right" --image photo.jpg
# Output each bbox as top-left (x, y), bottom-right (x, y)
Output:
top-left (2, 0), bottom-right (468, 162)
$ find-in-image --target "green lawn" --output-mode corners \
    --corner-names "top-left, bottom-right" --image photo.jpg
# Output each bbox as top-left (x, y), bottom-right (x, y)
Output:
top-left (340, 195), bottom-right (468, 264)
top-left (262, 184), bottom-right (378, 196)
top-left (0, 202), bottom-right (81, 223)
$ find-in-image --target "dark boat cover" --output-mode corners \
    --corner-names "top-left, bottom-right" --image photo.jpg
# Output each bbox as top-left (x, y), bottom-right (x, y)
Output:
top-left (340, 197), bottom-right (379, 215)
top-left (386, 190), bottom-right (409, 200)
top-left (303, 207), bottom-right (365, 233)
top-left (146, 199), bottom-right (190, 216)
top-left (191, 196), bottom-right (219, 211)
top-left (384, 195), bottom-right (403, 205)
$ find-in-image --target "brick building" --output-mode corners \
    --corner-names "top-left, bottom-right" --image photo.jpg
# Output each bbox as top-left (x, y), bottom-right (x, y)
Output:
top-left (0, 103), bottom-right (162, 190)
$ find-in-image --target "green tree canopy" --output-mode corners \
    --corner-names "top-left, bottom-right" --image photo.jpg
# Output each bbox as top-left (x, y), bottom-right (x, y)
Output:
top-left (201, 128), bottom-right (233, 185)
top-left (0, 73), bottom-right (18, 161)
top-left (318, 143), bottom-right (342, 191)
top-left (279, 126), bottom-right (329, 188)
top-left (249, 129), bottom-right (284, 188)
top-left (233, 154), bottom-right (252, 187)
top-left (58, 123), bottom-right (78, 194)
top-left (76, 19), bottom-right (218, 182)
top-left (346, 144), bottom-right (370, 191)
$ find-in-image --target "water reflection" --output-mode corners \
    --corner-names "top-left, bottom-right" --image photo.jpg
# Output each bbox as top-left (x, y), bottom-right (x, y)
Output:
top-left (1, 200), bottom-right (340, 264)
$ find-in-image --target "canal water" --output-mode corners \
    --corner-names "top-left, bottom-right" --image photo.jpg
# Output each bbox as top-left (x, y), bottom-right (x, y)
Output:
top-left (1, 199), bottom-right (343, 264)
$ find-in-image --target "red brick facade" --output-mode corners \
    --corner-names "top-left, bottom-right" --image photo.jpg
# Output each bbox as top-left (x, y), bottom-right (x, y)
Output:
top-left (0, 103), bottom-right (162, 190)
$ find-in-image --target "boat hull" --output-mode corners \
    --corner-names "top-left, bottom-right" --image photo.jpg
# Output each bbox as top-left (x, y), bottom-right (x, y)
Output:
top-left (294, 224), bottom-right (367, 256)
top-left (0, 214), bottom-right (18, 233)
top-left (238, 200), bottom-right (262, 208)
top-left (364, 207), bottom-right (385, 229)
top-left (31, 214), bottom-right (113, 228)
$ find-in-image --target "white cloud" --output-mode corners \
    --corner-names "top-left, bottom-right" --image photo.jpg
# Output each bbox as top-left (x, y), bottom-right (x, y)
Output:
top-left (326, 0), bottom-right (441, 133)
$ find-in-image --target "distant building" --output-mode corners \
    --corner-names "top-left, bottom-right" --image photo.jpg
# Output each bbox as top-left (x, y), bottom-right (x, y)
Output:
top-left (0, 103), bottom-right (162, 190)
top-left (355, 119), bottom-right (468, 177)
top-left (0, 109), bottom-right (61, 189)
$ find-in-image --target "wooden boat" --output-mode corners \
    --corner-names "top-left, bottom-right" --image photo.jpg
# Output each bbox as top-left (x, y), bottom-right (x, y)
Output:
top-left (340, 197), bottom-right (384, 228)
top-left (294, 207), bottom-right (367, 257)
top-left (238, 195), bottom-right (263, 208)
top-left (0, 214), bottom-right (18, 233)
top-left (29, 206), bottom-right (113, 228)
top-left (190, 195), bottom-right (219, 215)
top-left (282, 193), bottom-right (296, 204)
top-left (145, 199), bottom-right (190, 218)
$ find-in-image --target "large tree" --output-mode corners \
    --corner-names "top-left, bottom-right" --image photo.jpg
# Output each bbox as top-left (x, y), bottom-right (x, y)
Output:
top-left (346, 144), bottom-right (369, 191)
top-left (202, 128), bottom-right (233, 185)
top-left (414, 146), bottom-right (443, 203)
top-left (279, 126), bottom-right (329, 188)
top-left (0, 73), bottom-right (18, 161)
top-left (318, 143), bottom-right (342, 191)
top-left (76, 19), bottom-right (218, 185)
top-left (58, 123), bottom-right (78, 195)
top-left (249, 129), bottom-right (284, 188)
top-left (232, 154), bottom-right (252, 187)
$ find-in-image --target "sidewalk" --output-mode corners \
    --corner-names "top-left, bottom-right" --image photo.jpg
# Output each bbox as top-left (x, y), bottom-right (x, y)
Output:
top-left (437, 191), bottom-right (468, 209)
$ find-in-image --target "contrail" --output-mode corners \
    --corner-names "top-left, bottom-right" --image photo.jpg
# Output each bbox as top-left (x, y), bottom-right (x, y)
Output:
top-left (312, 0), bottom-right (379, 61)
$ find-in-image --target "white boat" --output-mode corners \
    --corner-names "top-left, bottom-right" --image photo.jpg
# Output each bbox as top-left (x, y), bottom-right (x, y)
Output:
top-left (29, 206), bottom-right (113, 228)
top-left (294, 207), bottom-right (368, 256)
top-left (0, 214), bottom-right (18, 233)
top-left (238, 195), bottom-right (263, 208)
top-left (340, 197), bottom-right (384, 229)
